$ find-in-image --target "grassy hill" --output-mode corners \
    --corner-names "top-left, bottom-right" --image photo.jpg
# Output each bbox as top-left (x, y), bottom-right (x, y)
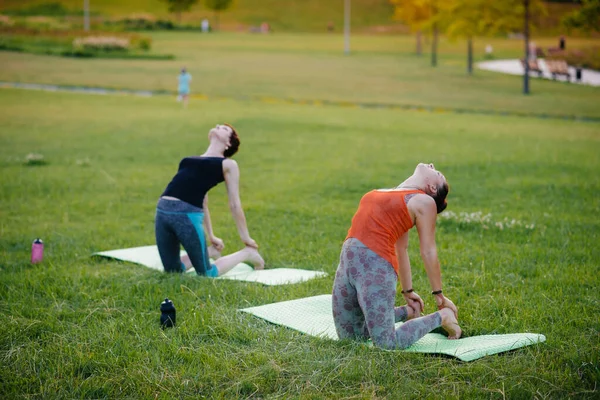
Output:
top-left (0, 0), bottom-right (584, 35)
top-left (0, 0), bottom-right (398, 33)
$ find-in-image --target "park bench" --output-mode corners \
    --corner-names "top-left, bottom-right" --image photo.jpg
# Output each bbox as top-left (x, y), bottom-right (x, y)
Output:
top-left (546, 59), bottom-right (571, 82)
top-left (520, 59), bottom-right (543, 77)
top-left (535, 48), bottom-right (546, 58)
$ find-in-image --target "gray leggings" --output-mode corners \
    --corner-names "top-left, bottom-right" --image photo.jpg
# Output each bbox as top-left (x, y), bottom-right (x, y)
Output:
top-left (155, 198), bottom-right (218, 277)
top-left (332, 238), bottom-right (442, 349)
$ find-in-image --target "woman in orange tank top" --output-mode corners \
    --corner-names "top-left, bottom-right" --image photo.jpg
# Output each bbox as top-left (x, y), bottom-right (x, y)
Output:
top-left (332, 163), bottom-right (461, 349)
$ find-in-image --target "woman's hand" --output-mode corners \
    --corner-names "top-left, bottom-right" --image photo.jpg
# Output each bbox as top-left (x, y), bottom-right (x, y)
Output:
top-left (210, 236), bottom-right (225, 252)
top-left (406, 301), bottom-right (422, 319)
top-left (243, 237), bottom-right (259, 249)
top-left (435, 294), bottom-right (458, 319)
top-left (402, 291), bottom-right (425, 315)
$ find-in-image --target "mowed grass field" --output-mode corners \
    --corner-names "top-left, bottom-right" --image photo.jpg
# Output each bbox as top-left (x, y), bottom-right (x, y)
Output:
top-left (1, 87), bottom-right (599, 398)
top-left (1, 32), bottom-right (600, 118)
top-left (1, 31), bottom-right (599, 398)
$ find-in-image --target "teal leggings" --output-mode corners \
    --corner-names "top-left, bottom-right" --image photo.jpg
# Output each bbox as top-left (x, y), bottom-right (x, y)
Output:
top-left (155, 198), bottom-right (218, 277)
top-left (332, 238), bottom-right (442, 349)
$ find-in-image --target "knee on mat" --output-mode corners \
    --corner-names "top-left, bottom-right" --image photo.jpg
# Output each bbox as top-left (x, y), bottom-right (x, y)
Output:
top-left (205, 264), bottom-right (219, 277)
top-left (164, 262), bottom-right (186, 273)
top-left (372, 335), bottom-right (405, 350)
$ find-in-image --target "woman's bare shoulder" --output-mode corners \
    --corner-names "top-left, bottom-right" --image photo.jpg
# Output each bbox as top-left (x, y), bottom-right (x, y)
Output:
top-left (407, 193), bottom-right (436, 214)
top-left (222, 158), bottom-right (238, 172)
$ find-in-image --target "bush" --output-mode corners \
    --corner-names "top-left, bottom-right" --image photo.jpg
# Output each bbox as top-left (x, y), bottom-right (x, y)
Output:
top-left (138, 37), bottom-right (151, 51)
top-left (73, 36), bottom-right (129, 52)
top-left (0, 28), bottom-right (169, 59)
top-left (3, 2), bottom-right (74, 17)
top-left (106, 15), bottom-right (175, 31)
top-left (14, 16), bottom-right (71, 31)
top-left (548, 47), bottom-right (600, 71)
top-left (0, 14), bottom-right (14, 27)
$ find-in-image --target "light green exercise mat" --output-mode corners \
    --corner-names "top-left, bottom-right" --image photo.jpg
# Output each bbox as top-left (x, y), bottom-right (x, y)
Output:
top-left (93, 245), bottom-right (327, 286)
top-left (239, 294), bottom-right (546, 362)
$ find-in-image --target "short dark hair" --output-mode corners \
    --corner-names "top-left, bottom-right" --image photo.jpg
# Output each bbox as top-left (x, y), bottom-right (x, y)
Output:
top-left (433, 181), bottom-right (449, 214)
top-left (223, 123), bottom-right (240, 158)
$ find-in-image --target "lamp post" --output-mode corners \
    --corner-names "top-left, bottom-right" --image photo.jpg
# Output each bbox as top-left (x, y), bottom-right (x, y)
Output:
top-left (523, 0), bottom-right (530, 94)
top-left (344, 0), bottom-right (350, 55)
top-left (84, 0), bottom-right (90, 31)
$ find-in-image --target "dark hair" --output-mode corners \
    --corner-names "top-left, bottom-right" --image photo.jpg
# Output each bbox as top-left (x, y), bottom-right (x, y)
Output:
top-left (223, 123), bottom-right (240, 158)
top-left (433, 181), bottom-right (449, 214)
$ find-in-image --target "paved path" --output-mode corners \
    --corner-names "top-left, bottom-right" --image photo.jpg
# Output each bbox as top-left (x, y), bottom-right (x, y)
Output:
top-left (477, 59), bottom-right (600, 87)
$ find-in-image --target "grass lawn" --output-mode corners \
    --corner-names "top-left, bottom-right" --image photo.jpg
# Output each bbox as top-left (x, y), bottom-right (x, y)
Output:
top-left (0, 86), bottom-right (598, 398)
top-left (0, 32), bottom-right (599, 119)
top-left (0, 0), bottom-right (397, 33)
top-left (0, 0), bottom-right (584, 36)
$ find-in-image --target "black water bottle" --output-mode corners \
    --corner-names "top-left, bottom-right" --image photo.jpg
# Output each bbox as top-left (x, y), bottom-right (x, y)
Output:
top-left (160, 298), bottom-right (176, 328)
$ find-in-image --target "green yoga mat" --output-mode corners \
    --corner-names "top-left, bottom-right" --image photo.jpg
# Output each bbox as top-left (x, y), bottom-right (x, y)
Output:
top-left (93, 245), bottom-right (327, 286)
top-left (239, 294), bottom-right (546, 362)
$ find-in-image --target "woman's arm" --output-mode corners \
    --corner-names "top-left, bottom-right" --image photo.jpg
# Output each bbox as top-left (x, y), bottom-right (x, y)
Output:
top-left (414, 195), bottom-right (458, 317)
top-left (202, 195), bottom-right (224, 251)
top-left (396, 232), bottom-right (424, 314)
top-left (223, 158), bottom-right (258, 248)
top-left (395, 232), bottom-right (412, 292)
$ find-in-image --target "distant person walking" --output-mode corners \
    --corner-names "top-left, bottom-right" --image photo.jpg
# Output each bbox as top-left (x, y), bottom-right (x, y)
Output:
top-left (177, 68), bottom-right (192, 108)
top-left (201, 18), bottom-right (210, 33)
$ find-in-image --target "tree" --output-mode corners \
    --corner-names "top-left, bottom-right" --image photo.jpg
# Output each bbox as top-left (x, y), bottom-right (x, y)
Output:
top-left (389, 0), bottom-right (442, 66)
top-left (438, 0), bottom-right (545, 76)
top-left (437, 0), bottom-right (545, 94)
top-left (479, 0), bottom-right (546, 94)
top-left (204, 0), bottom-right (235, 32)
top-left (562, 0), bottom-right (600, 33)
top-left (437, 0), bottom-right (487, 75)
top-left (390, 0), bottom-right (431, 55)
top-left (162, 0), bottom-right (199, 23)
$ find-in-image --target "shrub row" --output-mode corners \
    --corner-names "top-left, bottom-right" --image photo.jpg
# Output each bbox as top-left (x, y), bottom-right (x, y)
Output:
top-left (0, 28), bottom-right (171, 60)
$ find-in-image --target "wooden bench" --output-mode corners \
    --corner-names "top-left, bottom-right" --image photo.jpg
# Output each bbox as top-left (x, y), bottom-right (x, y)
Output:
top-left (546, 59), bottom-right (571, 82)
top-left (520, 59), bottom-right (543, 77)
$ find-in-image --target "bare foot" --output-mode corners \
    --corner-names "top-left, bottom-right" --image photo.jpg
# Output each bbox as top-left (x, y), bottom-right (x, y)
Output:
top-left (244, 247), bottom-right (265, 270)
top-left (439, 308), bottom-right (462, 339)
top-left (208, 245), bottom-right (222, 260)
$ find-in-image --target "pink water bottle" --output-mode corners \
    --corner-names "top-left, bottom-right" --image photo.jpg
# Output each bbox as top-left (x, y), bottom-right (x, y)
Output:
top-left (31, 238), bottom-right (44, 264)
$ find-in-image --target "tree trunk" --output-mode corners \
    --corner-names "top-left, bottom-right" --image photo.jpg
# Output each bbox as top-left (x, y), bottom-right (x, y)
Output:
top-left (215, 11), bottom-right (220, 31)
top-left (177, 11), bottom-right (181, 24)
top-left (523, 0), bottom-right (530, 94)
top-left (431, 24), bottom-right (438, 67)
top-left (416, 30), bottom-right (422, 55)
top-left (467, 37), bottom-right (473, 75)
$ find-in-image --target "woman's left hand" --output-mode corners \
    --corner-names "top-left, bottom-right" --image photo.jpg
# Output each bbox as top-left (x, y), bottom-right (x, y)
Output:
top-left (403, 291), bottom-right (425, 314)
top-left (210, 236), bottom-right (225, 252)
top-left (435, 295), bottom-right (458, 319)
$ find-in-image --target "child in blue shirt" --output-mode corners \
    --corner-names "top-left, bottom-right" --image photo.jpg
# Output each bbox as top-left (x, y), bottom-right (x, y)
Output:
top-left (177, 68), bottom-right (192, 107)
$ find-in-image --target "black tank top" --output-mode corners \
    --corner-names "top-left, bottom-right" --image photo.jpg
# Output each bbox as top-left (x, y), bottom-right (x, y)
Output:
top-left (161, 157), bottom-right (225, 208)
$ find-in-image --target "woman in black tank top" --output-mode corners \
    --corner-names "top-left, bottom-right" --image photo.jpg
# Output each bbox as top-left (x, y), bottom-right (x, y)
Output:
top-left (155, 124), bottom-right (264, 277)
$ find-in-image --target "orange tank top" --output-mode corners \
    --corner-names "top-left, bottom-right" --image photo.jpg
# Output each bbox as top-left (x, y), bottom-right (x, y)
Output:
top-left (346, 189), bottom-right (423, 274)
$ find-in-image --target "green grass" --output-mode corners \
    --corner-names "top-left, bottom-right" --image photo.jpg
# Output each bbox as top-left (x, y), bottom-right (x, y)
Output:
top-left (0, 0), bottom-right (584, 35)
top-left (1, 32), bottom-right (600, 119)
top-left (0, 0), bottom-right (396, 33)
top-left (1, 84), bottom-right (599, 398)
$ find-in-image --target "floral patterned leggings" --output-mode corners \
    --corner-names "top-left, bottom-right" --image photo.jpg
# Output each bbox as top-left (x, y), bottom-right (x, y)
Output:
top-left (332, 238), bottom-right (442, 349)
